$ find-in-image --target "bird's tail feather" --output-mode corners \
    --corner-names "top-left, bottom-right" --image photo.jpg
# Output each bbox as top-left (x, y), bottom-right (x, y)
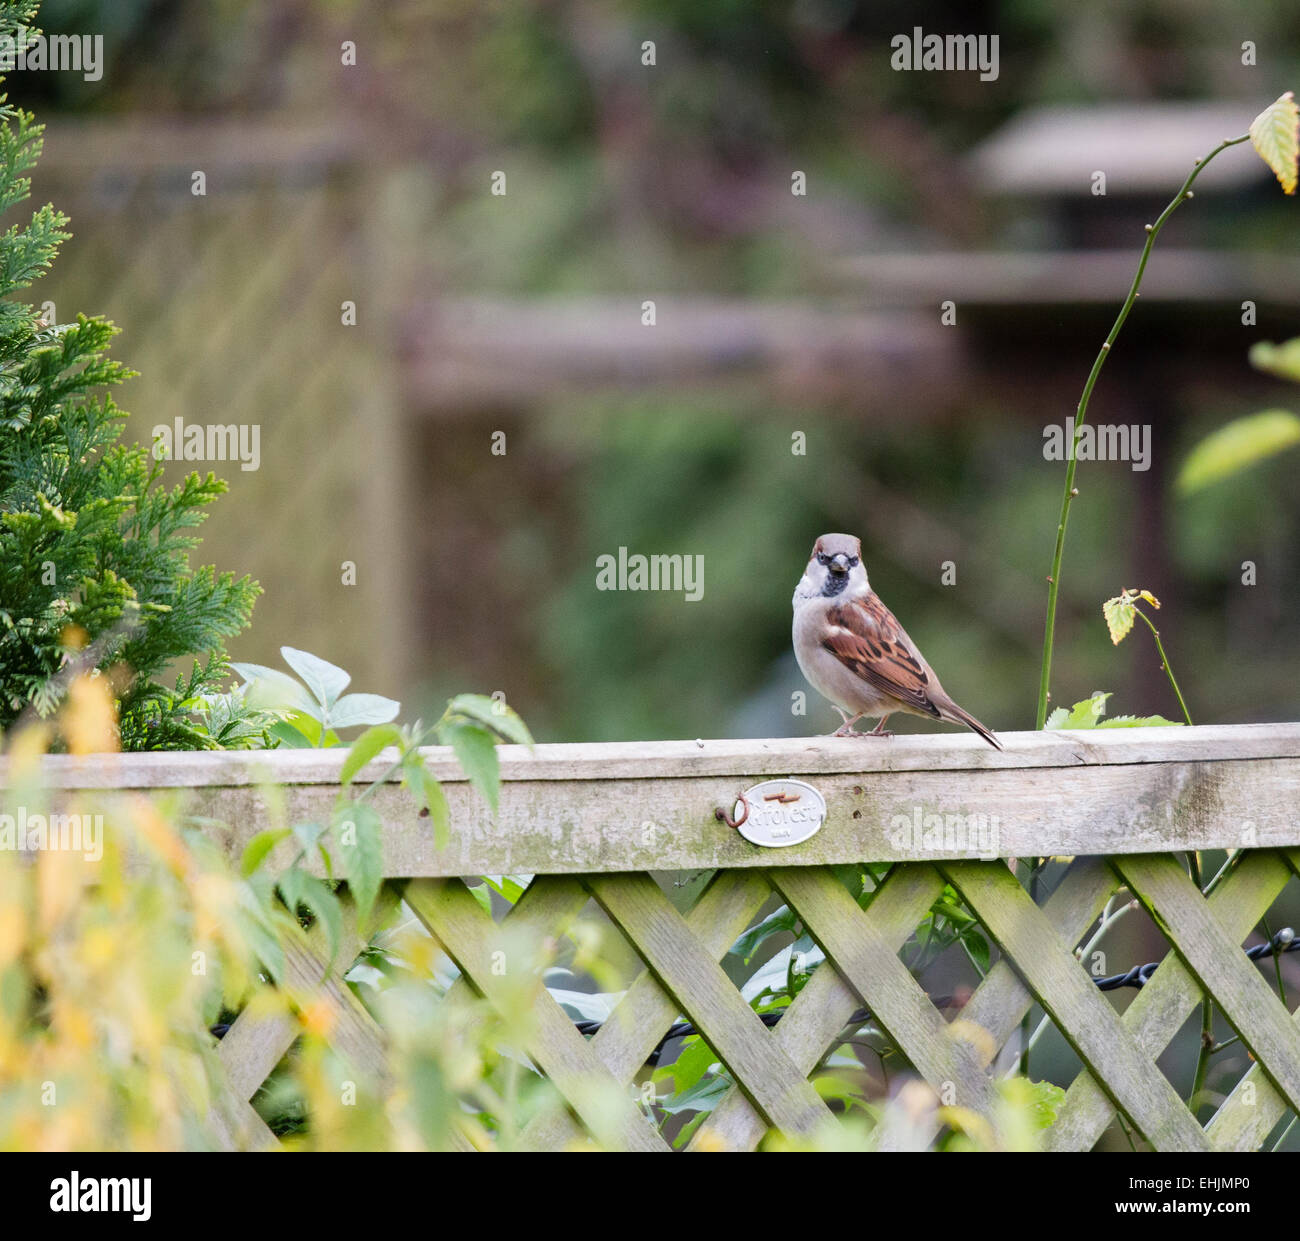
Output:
top-left (942, 704), bottom-right (1003, 751)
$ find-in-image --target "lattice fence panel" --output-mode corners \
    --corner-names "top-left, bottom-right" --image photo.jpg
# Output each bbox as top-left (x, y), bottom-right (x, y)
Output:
top-left (209, 849), bottom-right (1300, 1151)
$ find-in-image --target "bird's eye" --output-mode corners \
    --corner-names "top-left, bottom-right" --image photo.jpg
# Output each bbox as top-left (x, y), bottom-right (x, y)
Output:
top-left (847, 556), bottom-right (859, 568)
top-left (816, 553), bottom-right (830, 566)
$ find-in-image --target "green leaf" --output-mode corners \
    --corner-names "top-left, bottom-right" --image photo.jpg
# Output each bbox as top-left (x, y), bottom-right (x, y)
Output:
top-left (729, 905), bottom-right (798, 962)
top-left (280, 646), bottom-right (351, 708)
top-left (1249, 338), bottom-right (1300, 385)
top-left (237, 886), bottom-right (286, 982)
top-left (441, 719), bottom-right (500, 813)
top-left (657, 1071), bottom-right (731, 1116)
top-left (241, 827), bottom-right (292, 877)
top-left (448, 693), bottom-right (534, 747)
top-left (467, 882), bottom-right (493, 916)
top-left (340, 723), bottom-right (404, 785)
top-left (263, 716), bottom-right (312, 747)
top-left (1045, 693), bottom-right (1111, 730)
top-left (481, 874), bottom-right (530, 904)
top-left (334, 801), bottom-right (384, 933)
top-left (278, 866), bottom-right (344, 969)
top-left (415, 766), bottom-right (451, 851)
top-left (1250, 91), bottom-right (1299, 195)
top-left (298, 874), bottom-right (344, 969)
top-left (1102, 596), bottom-right (1135, 646)
top-left (1176, 410), bottom-right (1300, 494)
top-left (329, 692), bottom-right (401, 730)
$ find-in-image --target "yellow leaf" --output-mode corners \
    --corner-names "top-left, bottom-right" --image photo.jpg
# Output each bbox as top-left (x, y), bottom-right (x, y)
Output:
top-left (1103, 595), bottom-right (1136, 645)
top-left (1250, 91), bottom-right (1299, 195)
top-left (63, 675), bottom-right (118, 755)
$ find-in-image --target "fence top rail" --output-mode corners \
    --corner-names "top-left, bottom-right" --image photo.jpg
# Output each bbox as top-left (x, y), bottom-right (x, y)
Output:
top-left (5, 724), bottom-right (1298, 867)
top-left (6, 723), bottom-right (1300, 790)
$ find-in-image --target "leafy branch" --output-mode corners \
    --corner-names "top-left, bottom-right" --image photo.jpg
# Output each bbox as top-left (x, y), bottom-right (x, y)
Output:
top-left (1035, 92), bottom-right (1299, 728)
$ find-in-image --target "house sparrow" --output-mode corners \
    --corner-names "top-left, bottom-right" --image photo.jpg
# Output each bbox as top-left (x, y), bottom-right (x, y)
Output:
top-left (792, 533), bottom-right (1002, 749)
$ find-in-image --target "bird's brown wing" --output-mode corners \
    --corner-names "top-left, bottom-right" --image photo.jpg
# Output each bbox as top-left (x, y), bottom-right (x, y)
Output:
top-left (821, 593), bottom-right (942, 719)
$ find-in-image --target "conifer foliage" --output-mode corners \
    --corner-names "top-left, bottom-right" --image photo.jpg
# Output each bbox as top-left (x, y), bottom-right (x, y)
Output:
top-left (0, 1), bottom-right (258, 748)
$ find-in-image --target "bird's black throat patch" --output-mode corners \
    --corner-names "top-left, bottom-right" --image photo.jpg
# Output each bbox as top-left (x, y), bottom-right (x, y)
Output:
top-left (821, 573), bottom-right (850, 598)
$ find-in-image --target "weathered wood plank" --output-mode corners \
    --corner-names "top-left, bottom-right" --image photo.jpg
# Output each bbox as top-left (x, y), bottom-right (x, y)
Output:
top-left (519, 870), bottom-right (772, 1151)
top-left (56, 755), bottom-right (1300, 876)
top-left (1112, 853), bottom-right (1300, 1115)
top-left (587, 872), bottom-right (831, 1139)
top-left (770, 867), bottom-right (1004, 1127)
top-left (694, 863), bottom-right (947, 1151)
top-left (9, 727), bottom-right (1299, 873)
top-left (20, 724), bottom-right (1299, 787)
top-left (941, 861), bottom-right (1210, 1150)
top-left (404, 876), bottom-right (669, 1152)
top-left (1048, 849), bottom-right (1293, 1152)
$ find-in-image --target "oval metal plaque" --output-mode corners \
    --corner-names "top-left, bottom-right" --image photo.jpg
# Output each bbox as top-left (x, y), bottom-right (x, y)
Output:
top-left (733, 778), bottom-right (827, 848)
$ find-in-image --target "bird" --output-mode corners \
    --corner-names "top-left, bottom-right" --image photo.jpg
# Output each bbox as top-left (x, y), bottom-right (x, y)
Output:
top-left (792, 533), bottom-right (1002, 750)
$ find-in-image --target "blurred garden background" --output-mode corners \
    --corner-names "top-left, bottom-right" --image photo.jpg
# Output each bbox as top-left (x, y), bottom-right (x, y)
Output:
top-left (18, 0), bottom-right (1300, 744)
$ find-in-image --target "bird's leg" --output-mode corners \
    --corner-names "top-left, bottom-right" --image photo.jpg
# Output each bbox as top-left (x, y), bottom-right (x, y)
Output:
top-left (866, 715), bottom-right (893, 738)
top-left (830, 707), bottom-right (864, 737)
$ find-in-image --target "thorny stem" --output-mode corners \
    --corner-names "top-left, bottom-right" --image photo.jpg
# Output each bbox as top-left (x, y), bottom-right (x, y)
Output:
top-left (1034, 133), bottom-right (1251, 729)
top-left (1133, 607), bottom-right (1193, 726)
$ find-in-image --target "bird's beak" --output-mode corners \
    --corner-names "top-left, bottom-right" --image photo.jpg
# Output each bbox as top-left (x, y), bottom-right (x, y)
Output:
top-left (829, 552), bottom-right (850, 574)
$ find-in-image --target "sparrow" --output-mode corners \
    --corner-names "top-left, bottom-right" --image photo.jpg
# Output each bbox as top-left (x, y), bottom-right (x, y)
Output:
top-left (792, 533), bottom-right (1002, 750)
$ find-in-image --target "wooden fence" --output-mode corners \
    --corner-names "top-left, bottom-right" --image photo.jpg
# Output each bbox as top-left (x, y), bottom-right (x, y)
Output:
top-left (18, 723), bottom-right (1300, 1151)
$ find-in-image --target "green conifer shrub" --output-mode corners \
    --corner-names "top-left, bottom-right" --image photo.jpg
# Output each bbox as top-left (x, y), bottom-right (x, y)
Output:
top-left (0, 1), bottom-right (258, 748)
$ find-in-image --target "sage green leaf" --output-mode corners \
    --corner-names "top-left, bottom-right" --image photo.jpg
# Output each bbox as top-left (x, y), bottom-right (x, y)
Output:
top-left (340, 723), bottom-right (403, 785)
top-left (448, 693), bottom-right (534, 746)
top-left (281, 645), bottom-right (351, 708)
top-left (334, 801), bottom-right (384, 933)
top-left (441, 719), bottom-right (500, 813)
top-left (1250, 91), bottom-right (1299, 195)
top-left (328, 692), bottom-right (401, 730)
top-left (232, 662), bottom-right (321, 718)
top-left (1176, 409), bottom-right (1300, 493)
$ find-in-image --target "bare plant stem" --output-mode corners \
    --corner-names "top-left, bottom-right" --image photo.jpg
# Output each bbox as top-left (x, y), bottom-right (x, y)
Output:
top-left (1034, 133), bottom-right (1251, 729)
top-left (1133, 606), bottom-right (1193, 726)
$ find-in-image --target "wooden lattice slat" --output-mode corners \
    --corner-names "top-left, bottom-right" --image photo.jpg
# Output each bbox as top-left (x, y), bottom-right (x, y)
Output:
top-left (587, 872), bottom-right (831, 1139)
top-left (692, 862), bottom-right (946, 1151)
top-left (405, 877), bottom-right (669, 1152)
top-left (942, 860), bottom-right (1212, 1150)
top-left (771, 867), bottom-right (1004, 1124)
top-left (520, 869), bottom-right (771, 1151)
top-left (1047, 848), bottom-right (1294, 1151)
top-left (1112, 853), bottom-right (1300, 1113)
